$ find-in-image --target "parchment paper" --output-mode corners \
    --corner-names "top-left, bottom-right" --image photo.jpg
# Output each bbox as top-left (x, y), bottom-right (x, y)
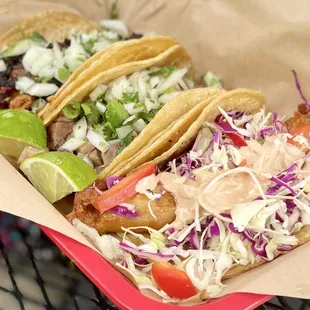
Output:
top-left (0, 0), bottom-right (310, 301)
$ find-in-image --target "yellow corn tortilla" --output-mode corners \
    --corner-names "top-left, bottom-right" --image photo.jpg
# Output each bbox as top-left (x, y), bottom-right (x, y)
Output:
top-left (39, 36), bottom-right (184, 118)
top-left (0, 10), bottom-right (99, 49)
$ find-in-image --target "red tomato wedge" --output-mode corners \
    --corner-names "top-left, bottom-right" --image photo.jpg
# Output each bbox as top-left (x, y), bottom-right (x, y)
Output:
top-left (93, 163), bottom-right (156, 212)
top-left (288, 124), bottom-right (310, 148)
top-left (226, 132), bottom-right (248, 147)
top-left (151, 262), bottom-right (196, 299)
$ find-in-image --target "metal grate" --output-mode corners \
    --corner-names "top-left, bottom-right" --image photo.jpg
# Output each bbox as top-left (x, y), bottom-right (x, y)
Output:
top-left (0, 212), bottom-right (309, 310)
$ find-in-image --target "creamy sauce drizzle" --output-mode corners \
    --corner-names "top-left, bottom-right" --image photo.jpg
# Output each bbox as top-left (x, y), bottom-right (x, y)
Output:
top-left (135, 134), bottom-right (307, 229)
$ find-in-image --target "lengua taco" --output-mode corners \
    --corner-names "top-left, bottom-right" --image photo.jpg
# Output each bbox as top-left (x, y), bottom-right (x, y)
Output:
top-left (39, 44), bottom-right (222, 176)
top-left (66, 88), bottom-right (310, 303)
top-left (0, 10), bottom-right (144, 112)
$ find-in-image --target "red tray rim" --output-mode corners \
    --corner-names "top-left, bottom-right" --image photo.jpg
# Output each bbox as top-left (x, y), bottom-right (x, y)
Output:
top-left (39, 225), bottom-right (272, 310)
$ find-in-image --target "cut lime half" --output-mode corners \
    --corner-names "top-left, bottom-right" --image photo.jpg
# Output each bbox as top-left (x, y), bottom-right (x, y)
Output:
top-left (20, 151), bottom-right (97, 203)
top-left (0, 109), bottom-right (47, 159)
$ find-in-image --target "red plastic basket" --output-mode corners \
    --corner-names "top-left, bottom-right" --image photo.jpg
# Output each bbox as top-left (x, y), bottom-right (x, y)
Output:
top-left (39, 225), bottom-right (271, 310)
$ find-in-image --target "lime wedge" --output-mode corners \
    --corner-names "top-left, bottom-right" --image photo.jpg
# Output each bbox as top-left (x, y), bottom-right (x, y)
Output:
top-left (20, 151), bottom-right (97, 203)
top-left (0, 109), bottom-right (47, 159)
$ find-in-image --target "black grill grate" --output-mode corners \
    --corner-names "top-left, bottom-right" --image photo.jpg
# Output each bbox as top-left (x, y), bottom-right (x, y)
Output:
top-left (0, 213), bottom-right (309, 310)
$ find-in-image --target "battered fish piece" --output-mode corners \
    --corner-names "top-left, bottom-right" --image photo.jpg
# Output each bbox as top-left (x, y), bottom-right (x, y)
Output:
top-left (67, 183), bottom-right (176, 234)
top-left (285, 103), bottom-right (310, 131)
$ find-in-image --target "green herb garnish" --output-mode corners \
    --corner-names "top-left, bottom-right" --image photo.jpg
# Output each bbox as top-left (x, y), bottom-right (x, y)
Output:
top-left (82, 40), bottom-right (95, 54)
top-left (106, 100), bottom-right (129, 128)
top-left (102, 122), bottom-right (117, 140)
top-left (81, 102), bottom-right (102, 126)
top-left (58, 68), bottom-right (71, 81)
top-left (123, 92), bottom-right (139, 103)
top-left (29, 31), bottom-right (46, 43)
top-left (109, 0), bottom-right (119, 19)
top-left (149, 66), bottom-right (176, 77)
top-left (117, 132), bottom-right (133, 154)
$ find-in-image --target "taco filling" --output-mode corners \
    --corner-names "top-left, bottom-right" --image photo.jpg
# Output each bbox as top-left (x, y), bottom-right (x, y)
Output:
top-left (0, 22), bottom-right (142, 111)
top-left (69, 105), bottom-right (310, 301)
top-left (50, 66), bottom-right (193, 171)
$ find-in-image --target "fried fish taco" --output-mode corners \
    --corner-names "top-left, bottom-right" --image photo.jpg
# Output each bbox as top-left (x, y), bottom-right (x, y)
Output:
top-left (0, 10), bottom-right (143, 111)
top-left (40, 44), bottom-right (221, 177)
top-left (66, 88), bottom-right (310, 303)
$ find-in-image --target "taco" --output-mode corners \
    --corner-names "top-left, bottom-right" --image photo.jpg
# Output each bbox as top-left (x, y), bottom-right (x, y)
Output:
top-left (39, 43), bottom-right (224, 177)
top-left (67, 88), bottom-right (310, 303)
top-left (0, 10), bottom-right (144, 112)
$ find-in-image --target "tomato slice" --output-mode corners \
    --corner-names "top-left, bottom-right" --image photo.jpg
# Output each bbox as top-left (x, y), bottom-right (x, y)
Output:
top-left (93, 163), bottom-right (156, 212)
top-left (151, 262), bottom-right (196, 299)
top-left (226, 132), bottom-right (248, 147)
top-left (288, 124), bottom-right (310, 148)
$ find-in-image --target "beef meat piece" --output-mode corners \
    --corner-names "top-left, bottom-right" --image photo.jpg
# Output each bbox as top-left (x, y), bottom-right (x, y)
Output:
top-left (0, 56), bottom-right (34, 107)
top-left (47, 39), bottom-right (71, 50)
top-left (47, 115), bottom-right (74, 150)
top-left (67, 184), bottom-right (176, 234)
top-left (101, 142), bottom-right (120, 167)
top-left (77, 142), bottom-right (96, 155)
top-left (0, 86), bottom-right (14, 108)
top-left (10, 63), bottom-right (30, 79)
top-left (9, 94), bottom-right (35, 109)
top-left (285, 103), bottom-right (310, 131)
top-left (125, 32), bottom-right (143, 40)
top-left (89, 149), bottom-right (103, 167)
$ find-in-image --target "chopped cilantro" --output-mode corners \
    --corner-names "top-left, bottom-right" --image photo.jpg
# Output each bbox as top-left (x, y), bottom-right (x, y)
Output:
top-left (82, 40), bottom-right (95, 54)
top-left (149, 66), bottom-right (176, 77)
top-left (109, 0), bottom-right (119, 19)
top-left (28, 31), bottom-right (46, 43)
top-left (257, 139), bottom-right (265, 145)
top-left (138, 109), bottom-right (158, 122)
top-left (81, 102), bottom-right (102, 126)
top-left (117, 132), bottom-right (133, 154)
top-left (75, 56), bottom-right (85, 62)
top-left (102, 122), bottom-right (117, 140)
top-left (58, 68), bottom-right (71, 81)
top-left (123, 92), bottom-right (139, 103)
top-left (106, 100), bottom-right (129, 128)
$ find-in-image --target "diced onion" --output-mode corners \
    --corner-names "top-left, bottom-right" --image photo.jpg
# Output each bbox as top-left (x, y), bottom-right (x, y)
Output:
top-left (132, 119), bottom-right (147, 133)
top-left (123, 115), bottom-right (136, 125)
top-left (157, 67), bottom-right (188, 94)
top-left (124, 103), bottom-right (135, 114)
top-left (145, 98), bottom-right (160, 113)
top-left (90, 84), bottom-right (108, 101)
top-left (158, 92), bottom-right (178, 104)
top-left (59, 138), bottom-right (86, 152)
top-left (149, 89), bottom-right (159, 101)
top-left (15, 77), bottom-right (35, 92)
top-left (0, 60), bottom-right (7, 72)
top-left (1, 39), bottom-right (35, 58)
top-left (150, 76), bottom-right (160, 88)
top-left (96, 101), bottom-right (107, 113)
top-left (100, 19), bottom-right (129, 36)
top-left (26, 83), bottom-right (59, 97)
top-left (116, 125), bottom-right (133, 139)
top-left (86, 129), bottom-right (110, 153)
top-left (28, 49), bottom-right (54, 76)
top-left (93, 40), bottom-right (111, 53)
top-left (73, 117), bottom-right (87, 140)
